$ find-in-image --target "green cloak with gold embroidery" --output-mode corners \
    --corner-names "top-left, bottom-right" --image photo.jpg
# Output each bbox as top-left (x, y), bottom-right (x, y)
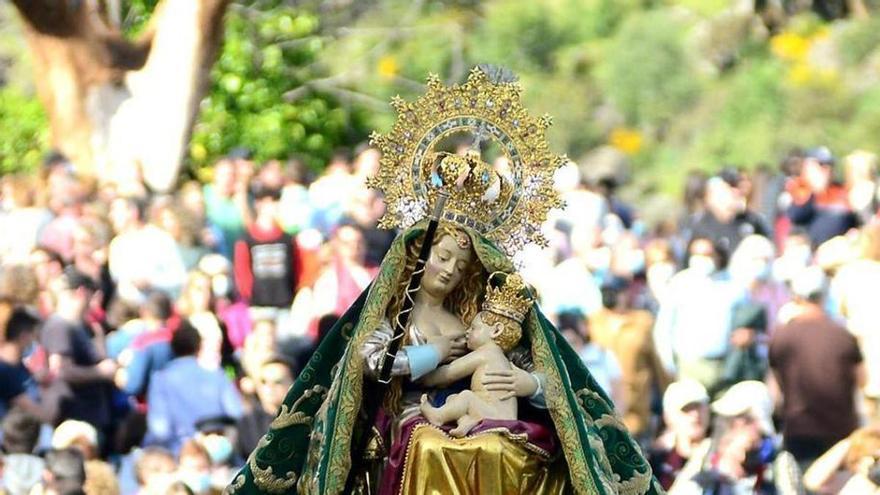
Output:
top-left (227, 225), bottom-right (664, 495)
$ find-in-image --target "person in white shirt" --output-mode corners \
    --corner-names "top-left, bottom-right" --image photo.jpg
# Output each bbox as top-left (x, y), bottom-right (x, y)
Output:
top-left (108, 196), bottom-right (187, 305)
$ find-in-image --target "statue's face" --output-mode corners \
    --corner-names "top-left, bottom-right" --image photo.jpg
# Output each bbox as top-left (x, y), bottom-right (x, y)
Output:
top-left (466, 313), bottom-right (496, 350)
top-left (422, 232), bottom-right (474, 298)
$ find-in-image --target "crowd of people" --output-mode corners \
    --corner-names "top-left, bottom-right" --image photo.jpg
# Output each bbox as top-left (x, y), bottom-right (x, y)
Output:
top-left (0, 143), bottom-right (878, 494)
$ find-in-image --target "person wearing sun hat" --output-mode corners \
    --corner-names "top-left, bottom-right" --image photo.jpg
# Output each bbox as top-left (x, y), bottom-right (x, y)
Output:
top-left (650, 380), bottom-right (712, 490)
top-left (669, 381), bottom-right (804, 494)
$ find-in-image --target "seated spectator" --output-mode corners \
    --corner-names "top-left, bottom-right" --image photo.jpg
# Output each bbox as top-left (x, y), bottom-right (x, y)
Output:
top-left (650, 380), bottom-right (711, 490)
top-left (145, 323), bottom-right (242, 453)
top-left (51, 420), bottom-right (121, 495)
top-left (83, 459), bottom-right (119, 495)
top-left (236, 354), bottom-right (296, 459)
top-left (175, 439), bottom-right (213, 495)
top-left (669, 381), bottom-right (803, 494)
top-left (804, 423), bottom-right (880, 494)
top-left (35, 448), bottom-right (87, 495)
top-left (1, 407), bottom-right (44, 495)
top-left (51, 420), bottom-right (99, 461)
top-left (134, 447), bottom-right (176, 495)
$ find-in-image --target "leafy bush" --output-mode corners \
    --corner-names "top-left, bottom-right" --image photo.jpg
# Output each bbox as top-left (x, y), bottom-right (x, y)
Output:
top-left (594, 10), bottom-right (702, 127)
top-left (0, 87), bottom-right (47, 174)
top-left (188, 2), bottom-right (370, 175)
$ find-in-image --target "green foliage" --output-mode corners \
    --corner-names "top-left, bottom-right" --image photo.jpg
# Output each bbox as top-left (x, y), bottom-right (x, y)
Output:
top-left (836, 17), bottom-right (880, 65)
top-left (120, 0), bottom-right (161, 37)
top-left (595, 10), bottom-right (701, 126)
top-left (189, 2), bottom-right (370, 175)
top-left (0, 87), bottom-right (48, 174)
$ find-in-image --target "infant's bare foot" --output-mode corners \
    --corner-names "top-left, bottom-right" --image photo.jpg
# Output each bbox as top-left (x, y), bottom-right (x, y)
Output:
top-left (449, 416), bottom-right (478, 437)
top-left (419, 394), bottom-right (443, 425)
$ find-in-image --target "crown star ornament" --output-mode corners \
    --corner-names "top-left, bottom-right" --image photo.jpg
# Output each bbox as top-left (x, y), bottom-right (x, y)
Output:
top-left (482, 272), bottom-right (534, 323)
top-left (367, 67), bottom-right (567, 257)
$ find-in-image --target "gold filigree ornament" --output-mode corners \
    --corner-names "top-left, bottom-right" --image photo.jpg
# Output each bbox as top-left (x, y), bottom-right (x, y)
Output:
top-left (483, 272), bottom-right (534, 323)
top-left (367, 67), bottom-right (567, 257)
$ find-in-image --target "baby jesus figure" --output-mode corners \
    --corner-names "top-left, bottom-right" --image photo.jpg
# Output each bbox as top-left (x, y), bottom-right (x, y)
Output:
top-left (419, 272), bottom-right (532, 437)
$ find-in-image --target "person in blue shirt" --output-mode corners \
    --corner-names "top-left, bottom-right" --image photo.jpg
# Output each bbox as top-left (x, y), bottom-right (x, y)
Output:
top-left (145, 320), bottom-right (242, 453)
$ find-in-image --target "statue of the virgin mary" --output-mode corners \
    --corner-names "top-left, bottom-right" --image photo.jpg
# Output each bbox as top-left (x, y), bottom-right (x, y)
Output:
top-left (227, 68), bottom-right (663, 495)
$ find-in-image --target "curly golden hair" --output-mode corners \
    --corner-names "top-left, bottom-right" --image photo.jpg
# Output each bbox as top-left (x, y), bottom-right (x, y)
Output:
top-left (479, 311), bottom-right (522, 352)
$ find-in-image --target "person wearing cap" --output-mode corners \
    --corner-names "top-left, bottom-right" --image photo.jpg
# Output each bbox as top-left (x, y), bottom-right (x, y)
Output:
top-left (690, 169), bottom-right (769, 259)
top-left (770, 266), bottom-right (865, 471)
top-left (669, 381), bottom-right (803, 494)
top-left (40, 268), bottom-right (117, 433)
top-left (51, 420), bottom-right (99, 460)
top-left (650, 380), bottom-right (711, 490)
top-left (786, 146), bottom-right (860, 248)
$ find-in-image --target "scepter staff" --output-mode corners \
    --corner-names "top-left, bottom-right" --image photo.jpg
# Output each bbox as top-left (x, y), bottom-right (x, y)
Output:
top-left (344, 184), bottom-right (450, 493)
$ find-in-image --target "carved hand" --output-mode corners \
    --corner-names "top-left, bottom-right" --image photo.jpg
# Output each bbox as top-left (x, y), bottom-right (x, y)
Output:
top-left (480, 365), bottom-right (537, 401)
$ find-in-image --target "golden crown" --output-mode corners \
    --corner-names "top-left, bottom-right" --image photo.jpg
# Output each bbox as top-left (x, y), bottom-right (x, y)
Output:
top-left (367, 67), bottom-right (567, 257)
top-left (482, 272), bottom-right (534, 323)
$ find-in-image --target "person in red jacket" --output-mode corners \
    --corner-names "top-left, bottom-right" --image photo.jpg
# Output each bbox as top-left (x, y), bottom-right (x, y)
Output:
top-left (233, 186), bottom-right (302, 309)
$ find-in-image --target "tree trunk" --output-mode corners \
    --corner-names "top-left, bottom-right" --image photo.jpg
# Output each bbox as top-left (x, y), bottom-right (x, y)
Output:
top-left (11, 0), bottom-right (230, 192)
top-left (846, 0), bottom-right (870, 18)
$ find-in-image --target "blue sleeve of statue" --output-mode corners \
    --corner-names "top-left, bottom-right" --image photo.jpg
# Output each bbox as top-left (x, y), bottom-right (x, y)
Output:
top-left (404, 344), bottom-right (441, 380)
top-left (528, 373), bottom-right (547, 409)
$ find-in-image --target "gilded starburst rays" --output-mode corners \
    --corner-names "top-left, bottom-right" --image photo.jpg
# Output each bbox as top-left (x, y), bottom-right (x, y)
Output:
top-left (367, 67), bottom-right (567, 257)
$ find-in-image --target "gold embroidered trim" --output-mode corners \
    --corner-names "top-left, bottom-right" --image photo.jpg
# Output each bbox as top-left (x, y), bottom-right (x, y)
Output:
top-left (526, 311), bottom-right (599, 495)
top-left (223, 474), bottom-right (245, 494)
top-left (269, 385), bottom-right (328, 429)
top-left (322, 231), bottom-right (411, 493)
top-left (248, 436), bottom-right (299, 494)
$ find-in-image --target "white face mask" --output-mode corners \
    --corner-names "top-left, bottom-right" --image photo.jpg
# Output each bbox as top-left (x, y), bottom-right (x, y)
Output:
top-left (180, 471), bottom-right (212, 494)
top-left (201, 434), bottom-right (233, 465)
top-left (688, 255), bottom-right (716, 277)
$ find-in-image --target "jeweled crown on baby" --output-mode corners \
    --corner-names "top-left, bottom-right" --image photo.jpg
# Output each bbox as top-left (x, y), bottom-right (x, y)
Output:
top-left (476, 272), bottom-right (535, 352)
